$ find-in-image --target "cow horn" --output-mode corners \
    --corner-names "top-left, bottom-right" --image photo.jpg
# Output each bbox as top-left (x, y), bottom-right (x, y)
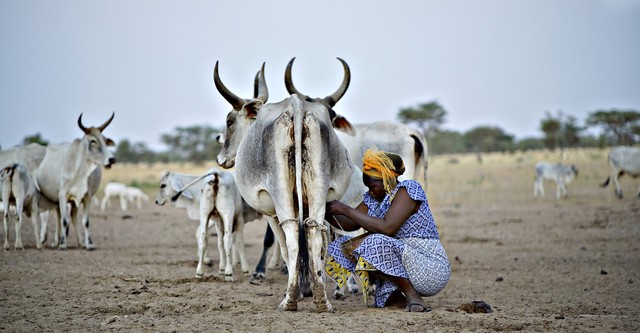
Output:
top-left (284, 57), bottom-right (351, 107)
top-left (325, 57), bottom-right (351, 107)
top-left (213, 61), bottom-right (244, 111)
top-left (77, 113), bottom-right (88, 133)
top-left (284, 57), bottom-right (304, 97)
top-left (253, 62), bottom-right (268, 103)
top-left (97, 112), bottom-right (115, 132)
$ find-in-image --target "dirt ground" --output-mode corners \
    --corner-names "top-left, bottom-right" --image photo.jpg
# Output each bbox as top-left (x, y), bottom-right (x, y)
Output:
top-left (1, 149), bottom-right (639, 332)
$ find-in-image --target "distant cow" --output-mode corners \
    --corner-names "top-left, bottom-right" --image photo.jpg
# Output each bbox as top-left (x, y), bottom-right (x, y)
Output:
top-left (101, 183), bottom-right (148, 211)
top-left (100, 182), bottom-right (128, 211)
top-left (600, 146), bottom-right (640, 198)
top-left (533, 162), bottom-right (578, 199)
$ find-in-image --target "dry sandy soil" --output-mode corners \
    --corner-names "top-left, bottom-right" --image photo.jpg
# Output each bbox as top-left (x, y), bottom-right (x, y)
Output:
top-left (1, 148), bottom-right (639, 332)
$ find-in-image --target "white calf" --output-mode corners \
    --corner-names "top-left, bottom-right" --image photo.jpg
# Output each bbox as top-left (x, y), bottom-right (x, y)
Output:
top-left (155, 169), bottom-right (255, 280)
top-left (100, 182), bottom-right (128, 211)
top-left (534, 162), bottom-right (578, 199)
top-left (124, 187), bottom-right (148, 209)
top-left (189, 170), bottom-right (249, 281)
top-left (1, 164), bottom-right (43, 250)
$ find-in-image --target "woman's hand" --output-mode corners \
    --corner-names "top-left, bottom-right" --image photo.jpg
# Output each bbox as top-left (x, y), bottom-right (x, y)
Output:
top-left (326, 200), bottom-right (347, 215)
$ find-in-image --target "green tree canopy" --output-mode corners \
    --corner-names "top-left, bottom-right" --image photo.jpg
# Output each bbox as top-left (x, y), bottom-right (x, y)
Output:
top-left (463, 126), bottom-right (515, 152)
top-left (160, 125), bottom-right (221, 165)
top-left (21, 133), bottom-right (49, 146)
top-left (397, 101), bottom-right (447, 138)
top-left (586, 109), bottom-right (640, 145)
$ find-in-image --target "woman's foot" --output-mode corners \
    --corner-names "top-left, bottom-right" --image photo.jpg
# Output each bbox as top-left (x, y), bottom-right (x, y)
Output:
top-left (406, 302), bottom-right (431, 312)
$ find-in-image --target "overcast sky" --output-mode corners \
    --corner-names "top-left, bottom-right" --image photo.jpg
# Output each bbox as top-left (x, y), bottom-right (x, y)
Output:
top-left (1, 0), bottom-right (639, 150)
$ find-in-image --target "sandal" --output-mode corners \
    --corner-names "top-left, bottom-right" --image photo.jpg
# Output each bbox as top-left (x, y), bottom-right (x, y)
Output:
top-left (406, 303), bottom-right (432, 312)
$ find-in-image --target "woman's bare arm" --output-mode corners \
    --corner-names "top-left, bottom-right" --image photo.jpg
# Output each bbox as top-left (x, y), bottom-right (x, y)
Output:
top-left (326, 188), bottom-right (419, 236)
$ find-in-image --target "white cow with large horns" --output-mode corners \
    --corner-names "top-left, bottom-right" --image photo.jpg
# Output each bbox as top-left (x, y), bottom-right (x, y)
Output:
top-left (214, 58), bottom-right (355, 312)
top-left (35, 113), bottom-right (116, 250)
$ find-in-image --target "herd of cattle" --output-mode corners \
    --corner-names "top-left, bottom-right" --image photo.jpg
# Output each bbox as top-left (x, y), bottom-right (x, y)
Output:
top-left (2, 57), bottom-right (640, 312)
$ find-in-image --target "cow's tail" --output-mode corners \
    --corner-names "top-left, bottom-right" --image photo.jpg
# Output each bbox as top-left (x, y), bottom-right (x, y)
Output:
top-left (294, 108), bottom-right (312, 296)
top-left (411, 133), bottom-right (428, 189)
top-left (600, 152), bottom-right (613, 188)
top-left (171, 171), bottom-right (216, 202)
top-left (0, 164), bottom-right (17, 181)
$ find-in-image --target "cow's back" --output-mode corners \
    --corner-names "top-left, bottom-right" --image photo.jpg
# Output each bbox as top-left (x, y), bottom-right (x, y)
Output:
top-left (610, 146), bottom-right (640, 175)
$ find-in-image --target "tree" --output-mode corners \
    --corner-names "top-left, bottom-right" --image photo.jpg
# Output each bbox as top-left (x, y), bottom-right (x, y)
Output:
top-left (21, 133), bottom-right (49, 146)
top-left (115, 139), bottom-right (156, 164)
top-left (160, 125), bottom-right (221, 164)
top-left (428, 130), bottom-right (465, 154)
top-left (586, 109), bottom-right (640, 145)
top-left (539, 111), bottom-right (584, 150)
top-left (463, 126), bottom-right (515, 152)
top-left (397, 101), bottom-right (447, 138)
top-left (540, 112), bottom-right (561, 150)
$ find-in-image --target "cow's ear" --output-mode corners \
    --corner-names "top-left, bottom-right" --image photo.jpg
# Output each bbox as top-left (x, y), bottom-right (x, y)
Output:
top-left (105, 138), bottom-right (116, 147)
top-left (243, 100), bottom-right (263, 119)
top-left (332, 114), bottom-right (356, 136)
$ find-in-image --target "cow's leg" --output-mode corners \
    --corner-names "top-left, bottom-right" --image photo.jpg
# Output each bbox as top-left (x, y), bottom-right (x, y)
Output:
top-left (50, 209), bottom-right (62, 248)
top-left (100, 194), bottom-right (109, 211)
top-left (533, 178), bottom-right (542, 197)
top-left (220, 212), bottom-right (236, 281)
top-left (232, 217), bottom-right (250, 276)
top-left (251, 223), bottom-right (275, 281)
top-left (39, 210), bottom-right (49, 247)
top-left (2, 199), bottom-right (10, 251)
top-left (80, 195), bottom-right (95, 250)
top-left (13, 193), bottom-right (25, 250)
top-left (30, 203), bottom-right (42, 250)
top-left (305, 217), bottom-right (333, 312)
top-left (613, 171), bottom-right (624, 198)
top-left (57, 193), bottom-right (70, 250)
top-left (214, 220), bottom-right (226, 277)
top-left (68, 203), bottom-right (82, 248)
top-left (636, 184), bottom-right (640, 198)
top-left (195, 216), bottom-right (211, 278)
top-left (268, 238), bottom-right (281, 270)
top-left (278, 218), bottom-right (300, 312)
top-left (194, 224), bottom-right (212, 266)
top-left (120, 194), bottom-right (128, 211)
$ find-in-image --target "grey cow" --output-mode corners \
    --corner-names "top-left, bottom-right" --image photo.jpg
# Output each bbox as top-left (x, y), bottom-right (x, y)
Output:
top-left (533, 162), bottom-right (578, 199)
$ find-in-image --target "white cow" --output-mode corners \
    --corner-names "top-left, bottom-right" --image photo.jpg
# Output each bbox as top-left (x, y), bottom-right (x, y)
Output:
top-left (0, 143), bottom-right (57, 250)
top-left (600, 146), bottom-right (640, 198)
top-left (155, 169), bottom-right (261, 280)
top-left (101, 183), bottom-right (148, 211)
top-left (171, 169), bottom-right (254, 281)
top-left (1, 164), bottom-right (51, 250)
top-left (100, 182), bottom-right (128, 211)
top-left (214, 58), bottom-right (355, 312)
top-left (335, 122), bottom-right (428, 188)
top-left (125, 187), bottom-right (148, 209)
top-left (35, 113), bottom-right (116, 250)
top-left (533, 162), bottom-right (578, 199)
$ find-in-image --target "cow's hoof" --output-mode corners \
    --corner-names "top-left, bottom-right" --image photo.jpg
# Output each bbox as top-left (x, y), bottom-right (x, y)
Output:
top-left (250, 272), bottom-right (266, 282)
top-left (15, 246), bottom-right (24, 251)
top-left (195, 272), bottom-right (204, 278)
top-left (85, 245), bottom-right (96, 251)
top-left (333, 291), bottom-right (346, 300)
top-left (278, 300), bottom-right (298, 312)
top-left (224, 274), bottom-right (234, 282)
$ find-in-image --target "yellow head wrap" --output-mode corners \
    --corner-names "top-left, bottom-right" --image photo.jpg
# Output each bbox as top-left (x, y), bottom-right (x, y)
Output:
top-left (362, 147), bottom-right (405, 194)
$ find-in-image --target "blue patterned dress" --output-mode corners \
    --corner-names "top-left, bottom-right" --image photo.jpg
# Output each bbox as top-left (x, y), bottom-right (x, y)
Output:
top-left (327, 180), bottom-right (451, 307)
